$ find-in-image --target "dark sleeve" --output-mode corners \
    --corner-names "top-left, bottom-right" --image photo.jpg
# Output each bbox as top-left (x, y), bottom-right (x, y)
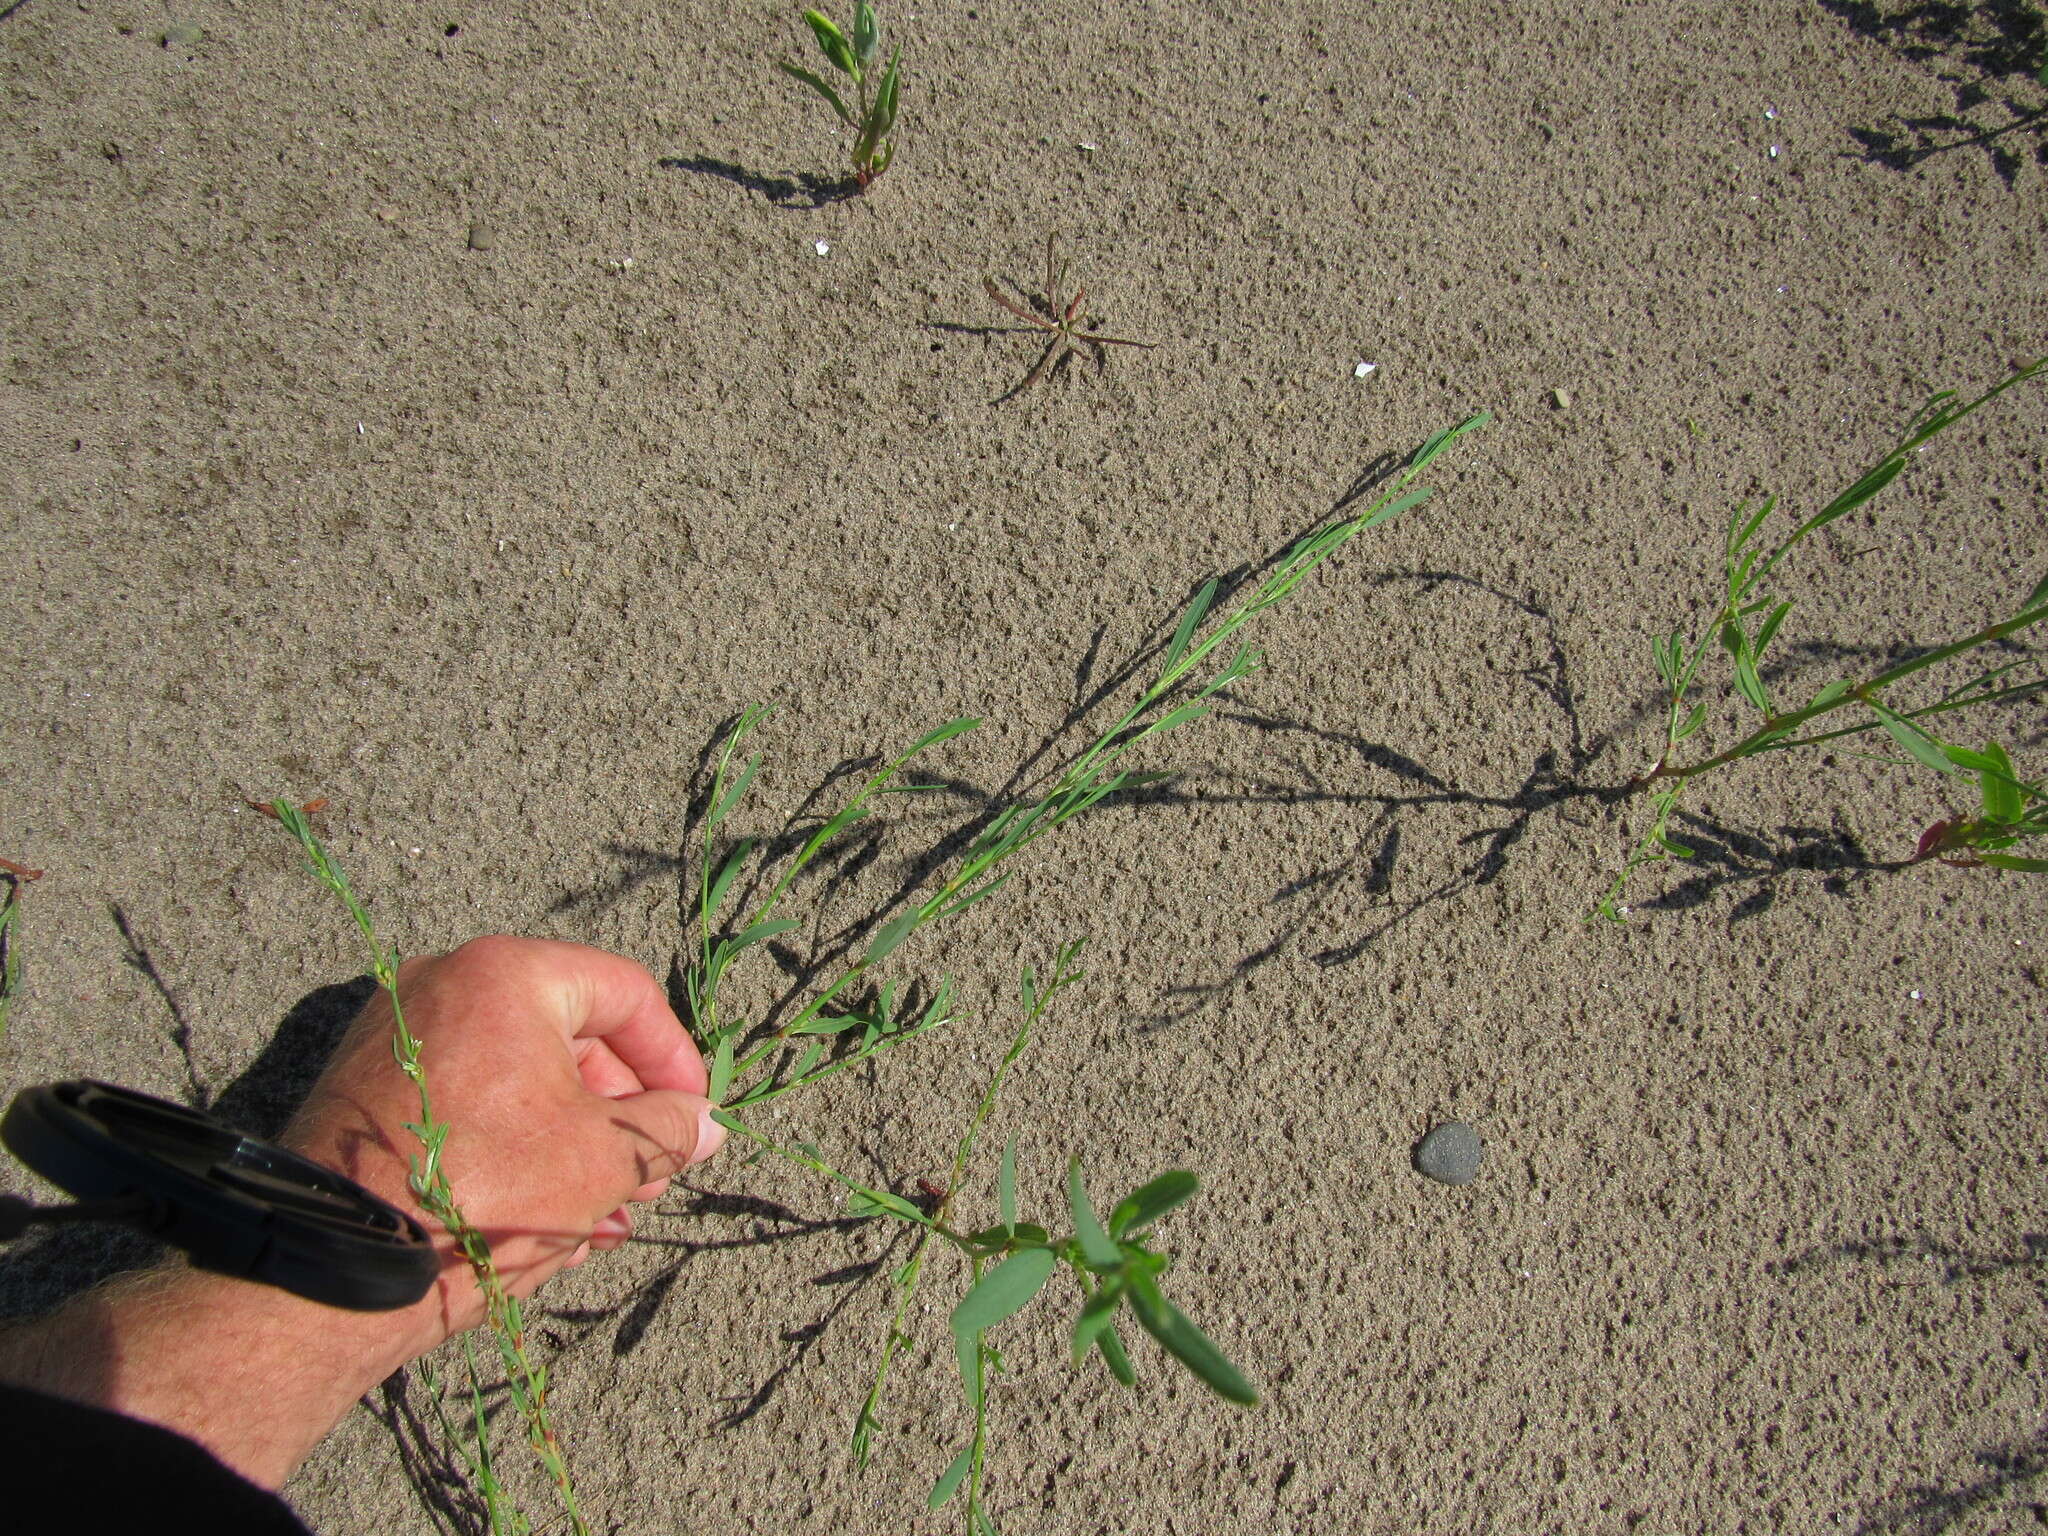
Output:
top-left (0, 1381), bottom-right (312, 1534)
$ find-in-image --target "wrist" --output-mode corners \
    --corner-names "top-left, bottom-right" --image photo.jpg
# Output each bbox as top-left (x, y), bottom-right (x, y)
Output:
top-left (0, 1260), bottom-right (445, 1489)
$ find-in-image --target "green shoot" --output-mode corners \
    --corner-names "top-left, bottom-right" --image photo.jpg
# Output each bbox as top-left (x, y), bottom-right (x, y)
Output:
top-left (422, 1336), bottom-right (532, 1536)
top-left (778, 3), bottom-right (902, 191)
top-left (1596, 357), bottom-right (2047, 918)
top-left (721, 944), bottom-right (1253, 1534)
top-left (267, 804), bottom-right (584, 1536)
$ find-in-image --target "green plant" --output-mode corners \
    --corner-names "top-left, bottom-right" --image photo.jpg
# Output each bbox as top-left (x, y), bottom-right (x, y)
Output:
top-left (712, 943), bottom-right (1248, 1534)
top-left (268, 804), bottom-right (581, 1536)
top-left (778, 3), bottom-right (901, 191)
top-left (684, 413), bottom-right (1487, 1526)
top-left (258, 410), bottom-right (1487, 1530)
top-left (1596, 358), bottom-right (2047, 919)
top-left (983, 235), bottom-right (1157, 395)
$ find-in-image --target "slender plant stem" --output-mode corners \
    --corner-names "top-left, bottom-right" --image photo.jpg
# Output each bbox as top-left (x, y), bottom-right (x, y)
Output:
top-left (1644, 603), bottom-right (2048, 785)
top-left (270, 804), bottom-right (584, 1536)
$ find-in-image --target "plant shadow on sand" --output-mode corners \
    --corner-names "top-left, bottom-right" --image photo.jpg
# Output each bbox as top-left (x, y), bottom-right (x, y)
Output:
top-left (538, 436), bottom-right (1989, 1428)
top-left (1772, 1229), bottom-right (2048, 1533)
top-left (656, 155), bottom-right (862, 209)
top-left (551, 439), bottom-right (1973, 1053)
top-left (1819, 0), bottom-right (2048, 182)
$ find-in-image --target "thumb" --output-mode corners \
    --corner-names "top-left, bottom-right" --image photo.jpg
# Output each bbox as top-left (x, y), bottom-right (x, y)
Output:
top-left (597, 1089), bottom-right (726, 1188)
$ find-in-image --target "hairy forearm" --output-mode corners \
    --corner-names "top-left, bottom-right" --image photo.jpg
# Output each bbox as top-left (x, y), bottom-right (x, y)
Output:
top-left (0, 1263), bottom-right (438, 1489)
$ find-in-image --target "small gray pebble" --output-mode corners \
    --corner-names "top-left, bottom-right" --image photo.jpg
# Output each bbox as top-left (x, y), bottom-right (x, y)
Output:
top-left (161, 22), bottom-right (204, 48)
top-left (1413, 1121), bottom-right (1482, 1186)
top-left (467, 222), bottom-right (495, 252)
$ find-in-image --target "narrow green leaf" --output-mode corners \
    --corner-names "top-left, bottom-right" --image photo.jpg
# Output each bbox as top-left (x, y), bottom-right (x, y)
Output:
top-left (1808, 679), bottom-right (1852, 711)
top-left (846, 1186), bottom-right (927, 1222)
top-left (871, 49), bottom-right (901, 134)
top-left (1752, 600), bottom-right (1792, 659)
top-left (1718, 619), bottom-right (1746, 660)
top-left (952, 1248), bottom-right (1058, 1392)
top-left (1733, 649), bottom-right (1768, 712)
top-left (776, 60), bottom-right (855, 125)
top-left (704, 838), bottom-right (755, 918)
top-left (1163, 578), bottom-right (1218, 677)
top-left (1408, 411), bottom-right (1491, 471)
top-left (1674, 701), bottom-right (1708, 741)
top-left (967, 1222), bottom-right (1049, 1251)
top-left (1976, 852), bottom-right (2048, 871)
top-left (1150, 702), bottom-right (1209, 735)
top-left (806, 802), bottom-right (870, 850)
top-left (1978, 742), bottom-right (2023, 824)
top-left (1125, 1273), bottom-right (1257, 1406)
top-left (905, 715), bottom-right (979, 756)
top-left (1071, 1278), bottom-right (1125, 1363)
top-left (804, 9), bottom-right (856, 72)
top-left (789, 1012), bottom-right (865, 1036)
top-left (711, 752), bottom-right (763, 827)
top-left (1656, 832), bottom-right (1695, 859)
top-left (998, 1135), bottom-right (1018, 1230)
top-left (936, 870), bottom-right (1013, 922)
top-left (1729, 496), bottom-right (1773, 554)
top-left (2021, 569), bottom-right (2048, 616)
top-left (1651, 634), bottom-right (1677, 689)
top-left (1869, 699), bottom-right (1957, 774)
top-left (728, 917), bottom-right (801, 953)
top-left (1067, 1160), bottom-right (1121, 1269)
top-left (864, 905), bottom-right (922, 964)
top-left (792, 1039), bottom-right (826, 1079)
top-left (709, 1034), bottom-right (735, 1102)
top-left (929, 1446), bottom-right (973, 1511)
top-left (1095, 1320), bottom-right (1136, 1386)
top-left (1810, 455), bottom-right (1908, 528)
top-left (1109, 1170), bottom-right (1198, 1237)
top-left (1359, 484), bottom-right (1433, 528)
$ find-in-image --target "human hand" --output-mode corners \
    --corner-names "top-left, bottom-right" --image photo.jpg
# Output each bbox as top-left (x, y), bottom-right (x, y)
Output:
top-left (0, 935), bottom-right (723, 1491)
top-left (284, 934), bottom-right (725, 1351)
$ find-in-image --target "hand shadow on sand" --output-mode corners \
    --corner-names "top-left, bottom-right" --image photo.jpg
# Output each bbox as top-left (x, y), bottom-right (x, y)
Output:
top-left (1771, 1230), bottom-right (2048, 1533)
top-left (1819, 0), bottom-right (2048, 183)
top-left (656, 155), bottom-right (861, 209)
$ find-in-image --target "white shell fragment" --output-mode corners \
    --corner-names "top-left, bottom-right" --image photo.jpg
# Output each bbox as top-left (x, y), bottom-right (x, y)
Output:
top-left (1353, 361), bottom-right (1378, 378)
top-left (813, 239), bottom-right (830, 256)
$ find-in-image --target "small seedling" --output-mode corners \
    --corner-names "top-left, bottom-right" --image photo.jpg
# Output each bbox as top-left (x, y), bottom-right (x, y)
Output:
top-left (1596, 357), bottom-right (2047, 918)
top-left (778, 4), bottom-right (901, 191)
top-left (984, 235), bottom-right (1157, 394)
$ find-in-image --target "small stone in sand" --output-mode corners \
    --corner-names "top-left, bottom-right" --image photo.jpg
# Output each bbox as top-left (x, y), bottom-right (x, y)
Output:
top-left (1414, 1121), bottom-right (1482, 1186)
top-left (467, 222), bottom-right (495, 251)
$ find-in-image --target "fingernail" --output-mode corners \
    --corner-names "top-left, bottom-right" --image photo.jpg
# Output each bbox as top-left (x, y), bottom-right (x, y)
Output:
top-left (690, 1097), bottom-right (726, 1166)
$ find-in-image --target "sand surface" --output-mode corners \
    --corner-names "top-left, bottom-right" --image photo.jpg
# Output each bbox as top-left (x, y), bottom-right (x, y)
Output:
top-left (3, 1), bottom-right (2046, 1531)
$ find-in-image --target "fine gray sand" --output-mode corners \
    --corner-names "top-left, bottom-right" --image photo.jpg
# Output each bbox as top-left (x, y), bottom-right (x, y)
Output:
top-left (3, 2), bottom-right (2045, 1532)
